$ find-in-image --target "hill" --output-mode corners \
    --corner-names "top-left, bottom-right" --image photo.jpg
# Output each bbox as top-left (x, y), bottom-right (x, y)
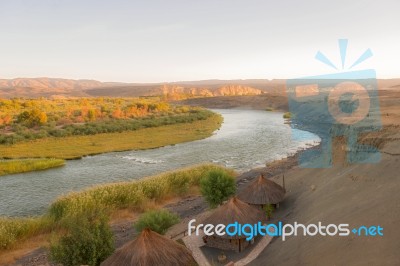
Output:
top-left (0, 78), bottom-right (288, 98)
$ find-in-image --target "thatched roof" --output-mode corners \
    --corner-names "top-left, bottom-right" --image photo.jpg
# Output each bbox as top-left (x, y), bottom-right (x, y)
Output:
top-left (238, 175), bottom-right (285, 205)
top-left (101, 229), bottom-right (196, 266)
top-left (203, 197), bottom-right (265, 238)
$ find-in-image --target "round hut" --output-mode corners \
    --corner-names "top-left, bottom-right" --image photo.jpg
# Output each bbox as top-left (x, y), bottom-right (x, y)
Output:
top-left (202, 197), bottom-right (265, 252)
top-left (101, 228), bottom-right (196, 266)
top-left (237, 174), bottom-right (285, 209)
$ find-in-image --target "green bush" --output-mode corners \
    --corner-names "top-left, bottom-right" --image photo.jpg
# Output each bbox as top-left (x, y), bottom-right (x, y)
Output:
top-left (50, 209), bottom-right (114, 266)
top-left (263, 204), bottom-right (274, 219)
top-left (134, 209), bottom-right (180, 235)
top-left (283, 112), bottom-right (292, 119)
top-left (200, 169), bottom-right (236, 208)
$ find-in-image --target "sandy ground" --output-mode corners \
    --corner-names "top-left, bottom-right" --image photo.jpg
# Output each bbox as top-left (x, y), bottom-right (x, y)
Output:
top-left (250, 90), bottom-right (400, 265)
top-left (252, 149), bottom-right (400, 265)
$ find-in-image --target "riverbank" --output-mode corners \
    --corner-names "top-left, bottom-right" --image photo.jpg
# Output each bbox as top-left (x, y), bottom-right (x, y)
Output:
top-left (0, 108), bottom-right (319, 264)
top-left (0, 164), bottom-right (234, 264)
top-left (0, 109), bottom-right (315, 218)
top-left (0, 113), bottom-right (222, 160)
top-left (176, 94), bottom-right (289, 111)
top-left (0, 159), bottom-right (65, 177)
top-left (3, 155), bottom-right (300, 266)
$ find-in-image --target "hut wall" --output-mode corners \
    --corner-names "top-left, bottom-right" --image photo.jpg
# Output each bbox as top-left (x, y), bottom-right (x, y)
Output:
top-left (250, 203), bottom-right (279, 210)
top-left (240, 238), bottom-right (250, 251)
top-left (205, 236), bottom-right (238, 251)
top-left (204, 237), bottom-right (251, 252)
top-left (250, 203), bottom-right (264, 210)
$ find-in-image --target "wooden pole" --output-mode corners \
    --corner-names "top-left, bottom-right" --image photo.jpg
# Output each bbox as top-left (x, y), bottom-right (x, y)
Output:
top-left (283, 174), bottom-right (286, 192)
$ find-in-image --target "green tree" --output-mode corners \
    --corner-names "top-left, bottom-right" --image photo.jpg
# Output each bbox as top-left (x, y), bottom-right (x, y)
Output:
top-left (134, 209), bottom-right (180, 235)
top-left (50, 210), bottom-right (114, 266)
top-left (200, 169), bottom-right (236, 208)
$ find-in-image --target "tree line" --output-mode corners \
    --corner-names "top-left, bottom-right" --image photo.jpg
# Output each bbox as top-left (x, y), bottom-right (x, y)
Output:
top-left (0, 97), bottom-right (210, 145)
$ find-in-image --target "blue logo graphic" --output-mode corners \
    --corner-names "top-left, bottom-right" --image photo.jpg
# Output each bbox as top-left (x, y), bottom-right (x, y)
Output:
top-left (287, 39), bottom-right (382, 168)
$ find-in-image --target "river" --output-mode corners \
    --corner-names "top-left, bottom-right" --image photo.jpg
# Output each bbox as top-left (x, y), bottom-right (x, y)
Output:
top-left (0, 109), bottom-right (320, 217)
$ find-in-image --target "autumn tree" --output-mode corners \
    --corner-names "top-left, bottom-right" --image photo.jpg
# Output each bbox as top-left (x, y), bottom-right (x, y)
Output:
top-left (17, 109), bottom-right (48, 127)
top-left (87, 109), bottom-right (96, 121)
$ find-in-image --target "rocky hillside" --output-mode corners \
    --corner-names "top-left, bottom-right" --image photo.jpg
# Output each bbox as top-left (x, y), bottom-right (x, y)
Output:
top-left (0, 78), bottom-right (104, 90)
top-left (158, 84), bottom-right (262, 96)
top-left (1, 77), bottom-right (399, 99)
top-left (0, 78), bottom-right (109, 98)
top-left (0, 78), bottom-right (267, 98)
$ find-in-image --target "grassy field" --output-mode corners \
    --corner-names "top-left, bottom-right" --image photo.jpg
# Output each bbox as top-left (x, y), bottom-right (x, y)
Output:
top-left (0, 217), bottom-right (53, 250)
top-left (0, 113), bottom-right (222, 159)
top-left (0, 164), bottom-right (234, 251)
top-left (0, 159), bottom-right (65, 176)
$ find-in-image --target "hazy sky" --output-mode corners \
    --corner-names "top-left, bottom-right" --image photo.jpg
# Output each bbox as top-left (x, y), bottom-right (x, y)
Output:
top-left (0, 0), bottom-right (399, 82)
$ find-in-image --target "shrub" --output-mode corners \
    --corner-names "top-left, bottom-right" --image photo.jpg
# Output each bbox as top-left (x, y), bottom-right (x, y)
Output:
top-left (283, 112), bottom-right (292, 119)
top-left (200, 169), bottom-right (236, 208)
top-left (263, 204), bottom-right (274, 219)
top-left (50, 209), bottom-right (114, 266)
top-left (134, 209), bottom-right (180, 235)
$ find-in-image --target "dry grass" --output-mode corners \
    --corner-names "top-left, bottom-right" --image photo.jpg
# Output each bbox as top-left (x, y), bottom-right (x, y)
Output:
top-left (0, 158), bottom-right (65, 176)
top-left (48, 164), bottom-right (234, 220)
top-left (0, 113), bottom-right (222, 159)
top-left (0, 233), bottom-right (50, 265)
top-left (0, 164), bottom-right (234, 254)
top-left (0, 217), bottom-right (53, 250)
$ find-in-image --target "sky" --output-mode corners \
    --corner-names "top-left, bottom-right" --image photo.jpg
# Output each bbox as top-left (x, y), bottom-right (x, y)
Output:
top-left (0, 0), bottom-right (399, 82)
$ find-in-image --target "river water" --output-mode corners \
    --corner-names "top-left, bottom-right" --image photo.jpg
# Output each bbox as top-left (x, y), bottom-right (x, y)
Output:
top-left (0, 109), bottom-right (320, 217)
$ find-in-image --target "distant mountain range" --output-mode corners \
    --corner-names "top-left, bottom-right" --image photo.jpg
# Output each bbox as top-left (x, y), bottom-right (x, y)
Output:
top-left (0, 77), bottom-right (398, 98)
top-left (0, 78), bottom-right (286, 98)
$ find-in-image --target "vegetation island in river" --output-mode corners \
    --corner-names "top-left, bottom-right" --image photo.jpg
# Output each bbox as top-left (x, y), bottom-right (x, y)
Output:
top-left (0, 97), bottom-right (222, 174)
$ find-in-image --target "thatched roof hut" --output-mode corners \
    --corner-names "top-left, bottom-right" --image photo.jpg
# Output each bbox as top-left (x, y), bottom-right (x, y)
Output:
top-left (203, 197), bottom-right (265, 238)
top-left (237, 175), bottom-right (285, 205)
top-left (101, 228), bottom-right (196, 266)
top-left (202, 197), bottom-right (265, 252)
